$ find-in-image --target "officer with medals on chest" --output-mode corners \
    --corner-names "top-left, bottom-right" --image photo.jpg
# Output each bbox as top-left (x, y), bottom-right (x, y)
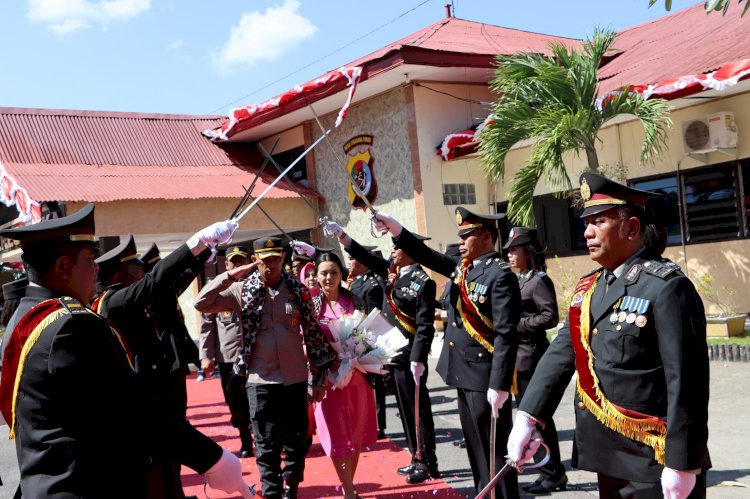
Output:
top-left (508, 173), bottom-right (710, 499)
top-left (321, 221), bottom-right (440, 484)
top-left (0, 205), bottom-right (251, 498)
top-left (373, 208), bottom-right (521, 499)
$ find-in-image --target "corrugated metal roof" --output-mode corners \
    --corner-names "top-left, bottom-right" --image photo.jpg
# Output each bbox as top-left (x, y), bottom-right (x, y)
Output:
top-left (0, 107), bottom-right (317, 202)
top-left (598, 3), bottom-right (750, 95)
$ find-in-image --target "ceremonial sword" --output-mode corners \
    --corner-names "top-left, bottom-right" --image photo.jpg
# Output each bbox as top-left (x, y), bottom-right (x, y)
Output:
top-left (475, 442), bottom-right (551, 499)
top-left (307, 103), bottom-right (386, 238)
top-left (256, 141), bottom-right (320, 218)
top-left (230, 137), bottom-right (280, 220)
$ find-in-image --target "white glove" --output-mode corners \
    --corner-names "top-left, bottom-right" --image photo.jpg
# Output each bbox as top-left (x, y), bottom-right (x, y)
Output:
top-left (486, 388), bottom-right (509, 418)
top-left (506, 412), bottom-right (541, 466)
top-left (661, 467), bottom-right (696, 499)
top-left (187, 220), bottom-right (238, 250)
top-left (372, 212), bottom-right (403, 237)
top-left (292, 240), bottom-right (316, 258)
top-left (410, 361), bottom-right (425, 384)
top-left (322, 220), bottom-right (344, 239)
top-left (205, 448), bottom-right (253, 498)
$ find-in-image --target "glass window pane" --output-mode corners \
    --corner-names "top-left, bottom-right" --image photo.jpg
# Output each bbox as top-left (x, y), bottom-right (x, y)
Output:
top-left (632, 176), bottom-right (682, 245)
top-left (682, 165), bottom-right (739, 243)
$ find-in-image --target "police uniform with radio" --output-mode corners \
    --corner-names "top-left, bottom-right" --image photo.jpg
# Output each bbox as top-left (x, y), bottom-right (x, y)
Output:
top-left (518, 173), bottom-right (710, 496)
top-left (393, 207), bottom-right (520, 498)
top-left (344, 235), bottom-right (438, 482)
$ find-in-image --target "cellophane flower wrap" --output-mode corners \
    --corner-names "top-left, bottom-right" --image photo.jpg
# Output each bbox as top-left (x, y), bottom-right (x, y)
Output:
top-left (326, 308), bottom-right (408, 389)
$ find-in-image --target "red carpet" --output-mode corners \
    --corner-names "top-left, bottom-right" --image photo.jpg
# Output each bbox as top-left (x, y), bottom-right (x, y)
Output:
top-left (182, 374), bottom-right (463, 498)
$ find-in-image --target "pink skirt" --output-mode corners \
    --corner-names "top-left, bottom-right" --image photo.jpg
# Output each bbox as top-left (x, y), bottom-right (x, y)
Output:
top-left (314, 371), bottom-right (377, 458)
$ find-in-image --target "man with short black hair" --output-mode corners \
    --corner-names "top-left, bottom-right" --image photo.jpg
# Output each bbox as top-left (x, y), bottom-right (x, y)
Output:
top-left (507, 172), bottom-right (710, 499)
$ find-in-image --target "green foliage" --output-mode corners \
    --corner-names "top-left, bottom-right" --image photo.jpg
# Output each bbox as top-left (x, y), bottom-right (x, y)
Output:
top-left (695, 274), bottom-right (737, 317)
top-left (708, 336), bottom-right (750, 345)
top-left (479, 29), bottom-right (672, 226)
top-left (650, 0), bottom-right (750, 16)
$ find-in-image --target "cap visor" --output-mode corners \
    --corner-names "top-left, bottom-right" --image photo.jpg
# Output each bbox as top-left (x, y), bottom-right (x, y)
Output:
top-left (256, 250), bottom-right (284, 259)
top-left (580, 204), bottom-right (621, 218)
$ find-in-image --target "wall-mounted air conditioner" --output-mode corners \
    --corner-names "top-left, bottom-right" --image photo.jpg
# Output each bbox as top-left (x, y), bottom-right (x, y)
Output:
top-left (682, 111), bottom-right (738, 154)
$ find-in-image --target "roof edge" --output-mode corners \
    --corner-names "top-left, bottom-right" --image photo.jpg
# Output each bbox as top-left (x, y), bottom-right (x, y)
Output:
top-left (0, 106), bottom-right (226, 121)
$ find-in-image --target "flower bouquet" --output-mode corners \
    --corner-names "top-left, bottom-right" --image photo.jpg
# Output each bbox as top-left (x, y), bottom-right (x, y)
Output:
top-left (326, 308), bottom-right (408, 389)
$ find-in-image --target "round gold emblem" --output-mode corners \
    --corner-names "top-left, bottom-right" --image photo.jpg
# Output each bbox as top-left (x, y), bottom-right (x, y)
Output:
top-left (580, 178), bottom-right (591, 201)
top-left (265, 240), bottom-right (274, 248)
top-left (456, 210), bottom-right (463, 225)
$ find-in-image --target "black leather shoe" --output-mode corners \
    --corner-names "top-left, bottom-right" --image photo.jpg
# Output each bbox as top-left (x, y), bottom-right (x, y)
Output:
top-left (524, 474), bottom-right (568, 495)
top-left (238, 428), bottom-right (254, 458)
top-left (239, 446), bottom-right (254, 458)
top-left (397, 463), bottom-right (416, 475)
top-left (406, 467), bottom-right (440, 484)
top-left (283, 482), bottom-right (299, 499)
top-left (377, 430), bottom-right (387, 440)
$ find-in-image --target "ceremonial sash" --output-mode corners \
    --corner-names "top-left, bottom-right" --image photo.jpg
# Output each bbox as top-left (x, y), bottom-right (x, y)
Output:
top-left (385, 266), bottom-right (417, 334)
top-left (455, 261), bottom-right (494, 353)
top-left (569, 272), bottom-right (667, 465)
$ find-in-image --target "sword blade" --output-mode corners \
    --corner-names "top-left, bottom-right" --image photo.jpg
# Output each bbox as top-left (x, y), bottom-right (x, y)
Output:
top-left (233, 130), bottom-right (330, 223)
top-left (489, 416), bottom-right (497, 499)
top-left (257, 141), bottom-right (319, 216)
top-left (475, 462), bottom-right (513, 499)
top-left (414, 381), bottom-right (422, 463)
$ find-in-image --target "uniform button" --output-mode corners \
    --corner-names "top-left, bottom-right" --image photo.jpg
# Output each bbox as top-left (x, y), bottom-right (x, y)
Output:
top-left (616, 325), bottom-right (622, 331)
top-left (452, 322), bottom-right (457, 328)
top-left (152, 365), bottom-right (158, 370)
top-left (592, 328), bottom-right (598, 336)
top-left (578, 402), bottom-right (585, 410)
top-left (449, 341), bottom-right (456, 348)
top-left (478, 353), bottom-right (483, 359)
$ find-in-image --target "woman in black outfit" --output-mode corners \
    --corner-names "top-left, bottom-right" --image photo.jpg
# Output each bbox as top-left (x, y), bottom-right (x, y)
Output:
top-left (504, 228), bottom-right (568, 495)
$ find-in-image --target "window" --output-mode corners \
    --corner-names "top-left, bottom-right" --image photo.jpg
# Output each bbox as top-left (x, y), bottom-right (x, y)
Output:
top-left (631, 175), bottom-right (682, 246)
top-left (272, 147), bottom-right (307, 184)
top-left (443, 183), bottom-right (476, 205)
top-left (681, 165), bottom-right (740, 242)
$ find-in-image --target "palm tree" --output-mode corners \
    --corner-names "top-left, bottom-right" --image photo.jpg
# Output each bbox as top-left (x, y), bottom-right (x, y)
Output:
top-left (478, 29), bottom-right (672, 226)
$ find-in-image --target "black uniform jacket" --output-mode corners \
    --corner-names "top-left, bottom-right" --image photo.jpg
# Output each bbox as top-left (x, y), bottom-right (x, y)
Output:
top-left (346, 238), bottom-right (435, 366)
top-left (96, 244), bottom-right (221, 473)
top-left (9, 286), bottom-right (151, 498)
top-left (394, 229), bottom-right (520, 392)
top-left (516, 271), bottom-right (558, 372)
top-left (520, 253), bottom-right (710, 482)
top-left (348, 269), bottom-right (385, 314)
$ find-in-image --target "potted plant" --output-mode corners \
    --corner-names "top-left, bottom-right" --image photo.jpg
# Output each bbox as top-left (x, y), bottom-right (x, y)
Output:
top-left (695, 274), bottom-right (745, 338)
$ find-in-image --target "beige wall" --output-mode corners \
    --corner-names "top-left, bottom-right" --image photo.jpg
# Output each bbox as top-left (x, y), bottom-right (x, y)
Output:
top-left (311, 87), bottom-right (417, 256)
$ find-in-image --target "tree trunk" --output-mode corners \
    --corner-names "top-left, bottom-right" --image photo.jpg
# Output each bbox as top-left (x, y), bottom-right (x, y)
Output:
top-left (585, 145), bottom-right (600, 172)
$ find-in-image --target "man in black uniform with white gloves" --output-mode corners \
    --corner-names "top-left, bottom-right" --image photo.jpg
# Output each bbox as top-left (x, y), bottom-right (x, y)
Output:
top-left (372, 208), bottom-right (521, 498)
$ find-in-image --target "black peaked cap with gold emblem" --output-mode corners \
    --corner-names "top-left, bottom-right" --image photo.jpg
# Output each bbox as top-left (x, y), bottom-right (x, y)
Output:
top-left (96, 234), bottom-right (142, 269)
top-left (140, 243), bottom-right (161, 272)
top-left (503, 227), bottom-right (543, 250)
top-left (579, 172), bottom-right (656, 218)
top-left (0, 203), bottom-right (96, 247)
top-left (455, 206), bottom-right (506, 237)
top-left (254, 236), bottom-right (285, 259)
top-left (226, 245), bottom-right (249, 261)
top-left (3, 277), bottom-right (29, 301)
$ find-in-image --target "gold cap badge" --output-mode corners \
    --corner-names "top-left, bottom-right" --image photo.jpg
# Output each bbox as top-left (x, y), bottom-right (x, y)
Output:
top-left (580, 178), bottom-right (591, 201)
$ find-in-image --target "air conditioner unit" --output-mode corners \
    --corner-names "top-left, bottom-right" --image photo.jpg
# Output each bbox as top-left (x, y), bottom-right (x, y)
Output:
top-left (682, 111), bottom-right (738, 154)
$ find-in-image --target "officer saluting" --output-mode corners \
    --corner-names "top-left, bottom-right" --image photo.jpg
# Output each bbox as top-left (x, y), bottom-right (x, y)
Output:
top-left (508, 173), bottom-right (710, 499)
top-left (373, 208), bottom-right (521, 498)
top-left (321, 221), bottom-right (439, 484)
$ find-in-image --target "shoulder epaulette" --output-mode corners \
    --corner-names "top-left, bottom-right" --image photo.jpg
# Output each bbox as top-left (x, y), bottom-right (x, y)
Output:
top-left (58, 296), bottom-right (91, 315)
top-left (412, 268), bottom-right (430, 281)
top-left (643, 259), bottom-right (681, 279)
top-left (493, 258), bottom-right (510, 271)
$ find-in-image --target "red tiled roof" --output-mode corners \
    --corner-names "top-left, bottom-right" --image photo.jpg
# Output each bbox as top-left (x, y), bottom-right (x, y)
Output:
top-left (207, 17), bottom-right (578, 140)
top-left (0, 107), bottom-right (317, 203)
top-left (598, 2), bottom-right (750, 96)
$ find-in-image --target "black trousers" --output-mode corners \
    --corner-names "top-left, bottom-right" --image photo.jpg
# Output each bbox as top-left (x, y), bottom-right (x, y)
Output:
top-left (457, 387), bottom-right (518, 498)
top-left (247, 382), bottom-right (310, 498)
top-left (218, 362), bottom-right (251, 431)
top-left (390, 364), bottom-right (437, 469)
top-left (597, 471), bottom-right (707, 498)
top-left (373, 374), bottom-right (387, 432)
top-left (515, 369), bottom-right (566, 480)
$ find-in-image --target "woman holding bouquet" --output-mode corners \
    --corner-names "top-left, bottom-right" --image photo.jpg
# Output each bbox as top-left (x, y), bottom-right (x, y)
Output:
top-left (313, 251), bottom-right (377, 499)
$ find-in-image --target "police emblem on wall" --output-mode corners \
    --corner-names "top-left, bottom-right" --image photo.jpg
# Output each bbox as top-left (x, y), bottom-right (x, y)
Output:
top-left (343, 135), bottom-right (378, 210)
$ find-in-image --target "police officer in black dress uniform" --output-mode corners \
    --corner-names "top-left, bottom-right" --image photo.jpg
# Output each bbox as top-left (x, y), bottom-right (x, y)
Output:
top-left (93, 224), bottom-right (248, 498)
top-left (508, 173), bottom-right (710, 499)
top-left (373, 208), bottom-right (521, 498)
top-left (321, 221), bottom-right (440, 484)
top-left (345, 245), bottom-right (389, 438)
top-left (504, 227), bottom-right (567, 493)
top-left (0, 204), bottom-right (250, 498)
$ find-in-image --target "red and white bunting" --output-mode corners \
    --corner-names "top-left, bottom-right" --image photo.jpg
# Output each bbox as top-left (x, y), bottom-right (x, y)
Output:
top-left (203, 65), bottom-right (364, 142)
top-left (0, 162), bottom-right (42, 224)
